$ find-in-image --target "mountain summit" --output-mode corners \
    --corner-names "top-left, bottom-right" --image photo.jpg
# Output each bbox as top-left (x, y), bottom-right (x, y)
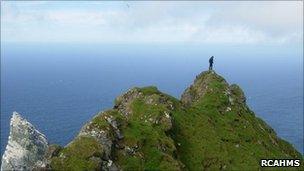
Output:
top-left (2, 71), bottom-right (302, 170)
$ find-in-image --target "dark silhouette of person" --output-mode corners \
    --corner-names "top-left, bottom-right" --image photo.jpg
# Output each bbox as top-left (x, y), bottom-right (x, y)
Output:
top-left (209, 56), bottom-right (214, 70)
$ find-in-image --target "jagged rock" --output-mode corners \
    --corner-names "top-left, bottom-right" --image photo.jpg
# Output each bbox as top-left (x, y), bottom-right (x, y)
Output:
top-left (101, 159), bottom-right (119, 171)
top-left (78, 121), bottom-right (113, 160)
top-left (64, 110), bottom-right (123, 170)
top-left (114, 88), bottom-right (143, 116)
top-left (1, 112), bottom-right (48, 171)
top-left (105, 116), bottom-right (124, 140)
top-left (181, 71), bottom-right (229, 106)
top-left (45, 144), bottom-right (62, 159)
top-left (229, 84), bottom-right (246, 103)
top-left (2, 70), bottom-right (303, 171)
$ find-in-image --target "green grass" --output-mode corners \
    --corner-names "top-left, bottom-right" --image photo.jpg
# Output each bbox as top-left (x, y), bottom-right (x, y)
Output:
top-left (50, 136), bottom-right (103, 171)
top-left (138, 86), bottom-right (160, 95)
top-left (170, 71), bottom-right (303, 170)
top-left (90, 109), bottom-right (125, 133)
top-left (114, 92), bottom-right (182, 170)
top-left (50, 71), bottom-right (303, 171)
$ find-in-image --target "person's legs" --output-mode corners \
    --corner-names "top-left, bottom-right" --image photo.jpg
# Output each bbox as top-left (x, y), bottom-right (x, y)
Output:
top-left (209, 63), bottom-right (213, 70)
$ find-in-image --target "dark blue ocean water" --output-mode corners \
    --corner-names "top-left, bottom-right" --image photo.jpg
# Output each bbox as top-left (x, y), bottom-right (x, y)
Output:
top-left (1, 43), bottom-right (303, 156)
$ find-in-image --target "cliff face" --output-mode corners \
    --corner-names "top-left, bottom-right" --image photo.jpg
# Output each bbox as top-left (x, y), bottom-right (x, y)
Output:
top-left (1, 112), bottom-right (48, 171)
top-left (1, 71), bottom-right (302, 170)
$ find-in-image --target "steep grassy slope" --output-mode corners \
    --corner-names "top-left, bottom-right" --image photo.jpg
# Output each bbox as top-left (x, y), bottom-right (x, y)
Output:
top-left (175, 71), bottom-right (302, 170)
top-left (49, 71), bottom-right (302, 171)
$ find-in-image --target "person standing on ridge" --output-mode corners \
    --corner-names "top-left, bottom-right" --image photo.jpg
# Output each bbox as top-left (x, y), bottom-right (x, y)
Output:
top-left (209, 56), bottom-right (214, 70)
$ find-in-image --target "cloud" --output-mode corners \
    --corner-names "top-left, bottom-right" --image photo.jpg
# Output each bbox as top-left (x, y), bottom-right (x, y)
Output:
top-left (1, 1), bottom-right (303, 44)
top-left (207, 2), bottom-right (303, 36)
top-left (47, 11), bottom-right (107, 26)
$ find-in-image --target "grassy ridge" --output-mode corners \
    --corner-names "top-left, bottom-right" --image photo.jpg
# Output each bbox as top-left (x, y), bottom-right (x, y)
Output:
top-left (49, 71), bottom-right (302, 171)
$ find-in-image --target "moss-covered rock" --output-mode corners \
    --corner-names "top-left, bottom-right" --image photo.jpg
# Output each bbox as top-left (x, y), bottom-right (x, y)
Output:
top-left (48, 70), bottom-right (303, 171)
top-left (113, 87), bottom-right (183, 170)
top-left (50, 136), bottom-right (104, 171)
top-left (174, 71), bottom-right (303, 170)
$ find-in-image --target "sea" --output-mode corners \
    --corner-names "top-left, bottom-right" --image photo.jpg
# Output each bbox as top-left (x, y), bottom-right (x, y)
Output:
top-left (1, 42), bottom-right (303, 156)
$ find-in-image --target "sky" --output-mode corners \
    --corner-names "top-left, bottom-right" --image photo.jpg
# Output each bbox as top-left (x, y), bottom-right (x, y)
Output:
top-left (1, 1), bottom-right (303, 45)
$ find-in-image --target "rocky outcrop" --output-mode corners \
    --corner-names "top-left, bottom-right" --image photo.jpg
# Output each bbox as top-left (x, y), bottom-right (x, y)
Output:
top-left (114, 88), bottom-right (144, 116)
top-left (181, 70), bottom-right (229, 106)
top-left (1, 112), bottom-right (48, 171)
top-left (2, 71), bottom-right (303, 171)
top-left (77, 111), bottom-right (119, 171)
top-left (49, 86), bottom-right (182, 170)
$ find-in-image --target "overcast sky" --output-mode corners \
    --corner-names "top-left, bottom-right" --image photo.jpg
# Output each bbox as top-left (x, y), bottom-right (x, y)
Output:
top-left (1, 1), bottom-right (303, 45)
